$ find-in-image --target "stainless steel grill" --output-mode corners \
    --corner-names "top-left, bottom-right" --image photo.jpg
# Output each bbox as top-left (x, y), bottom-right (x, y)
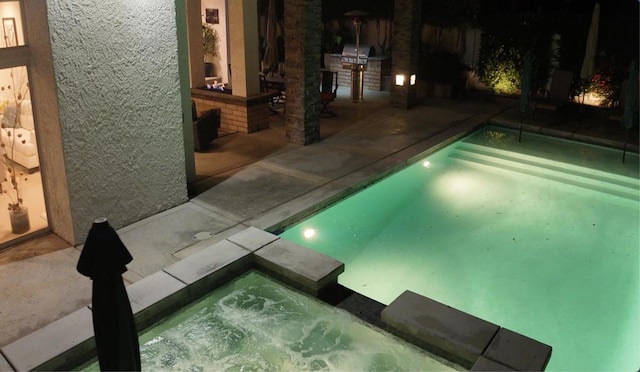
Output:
top-left (341, 44), bottom-right (374, 70)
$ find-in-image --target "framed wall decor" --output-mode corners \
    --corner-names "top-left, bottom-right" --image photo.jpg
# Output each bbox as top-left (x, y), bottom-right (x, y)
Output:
top-left (2, 18), bottom-right (17, 47)
top-left (205, 8), bottom-right (219, 24)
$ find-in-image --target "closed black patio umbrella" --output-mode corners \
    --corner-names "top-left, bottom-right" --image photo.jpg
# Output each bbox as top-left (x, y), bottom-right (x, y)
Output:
top-left (77, 218), bottom-right (141, 371)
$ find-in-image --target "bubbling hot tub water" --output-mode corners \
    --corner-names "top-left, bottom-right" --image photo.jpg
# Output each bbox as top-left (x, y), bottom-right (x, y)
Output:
top-left (81, 271), bottom-right (456, 371)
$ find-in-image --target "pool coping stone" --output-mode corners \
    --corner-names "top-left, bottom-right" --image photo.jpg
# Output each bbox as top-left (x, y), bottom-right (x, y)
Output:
top-left (163, 239), bottom-right (252, 285)
top-left (471, 356), bottom-right (515, 371)
top-left (127, 271), bottom-right (189, 330)
top-left (0, 353), bottom-right (12, 372)
top-left (381, 290), bottom-right (500, 369)
top-left (1, 307), bottom-right (95, 372)
top-left (482, 327), bottom-right (552, 371)
top-left (225, 226), bottom-right (280, 252)
top-left (253, 238), bottom-right (345, 296)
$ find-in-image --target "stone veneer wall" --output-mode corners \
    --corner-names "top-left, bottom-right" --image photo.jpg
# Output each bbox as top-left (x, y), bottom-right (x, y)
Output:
top-left (284, 0), bottom-right (321, 145)
top-left (326, 55), bottom-right (391, 91)
top-left (47, 0), bottom-right (188, 243)
top-left (391, 0), bottom-right (421, 108)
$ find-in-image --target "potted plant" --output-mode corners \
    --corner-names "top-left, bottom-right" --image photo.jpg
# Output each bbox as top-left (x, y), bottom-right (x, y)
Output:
top-left (202, 23), bottom-right (220, 77)
top-left (0, 67), bottom-right (30, 234)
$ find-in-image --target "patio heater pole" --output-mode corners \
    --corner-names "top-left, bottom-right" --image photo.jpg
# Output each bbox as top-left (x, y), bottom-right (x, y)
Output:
top-left (352, 17), bottom-right (364, 102)
top-left (345, 10), bottom-right (368, 103)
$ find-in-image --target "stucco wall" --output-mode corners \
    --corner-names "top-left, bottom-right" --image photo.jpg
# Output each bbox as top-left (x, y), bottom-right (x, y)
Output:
top-left (46, 0), bottom-right (188, 242)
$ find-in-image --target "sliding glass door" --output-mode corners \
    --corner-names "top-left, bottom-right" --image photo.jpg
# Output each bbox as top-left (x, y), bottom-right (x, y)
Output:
top-left (0, 1), bottom-right (49, 249)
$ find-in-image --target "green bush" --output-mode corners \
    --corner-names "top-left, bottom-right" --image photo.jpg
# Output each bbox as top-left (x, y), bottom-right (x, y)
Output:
top-left (478, 32), bottom-right (521, 94)
top-left (477, 10), bottom-right (553, 96)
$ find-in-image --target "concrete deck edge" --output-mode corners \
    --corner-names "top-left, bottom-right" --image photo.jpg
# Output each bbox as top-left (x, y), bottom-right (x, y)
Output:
top-left (253, 115), bottom-right (488, 235)
top-left (247, 166), bottom-right (393, 233)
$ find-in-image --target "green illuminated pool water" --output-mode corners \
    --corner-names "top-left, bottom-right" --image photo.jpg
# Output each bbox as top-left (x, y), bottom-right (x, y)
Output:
top-left (280, 126), bottom-right (640, 371)
top-left (81, 271), bottom-right (456, 371)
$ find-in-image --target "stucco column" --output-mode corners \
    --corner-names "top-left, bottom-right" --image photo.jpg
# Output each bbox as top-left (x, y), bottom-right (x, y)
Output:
top-left (176, 0), bottom-right (196, 187)
top-left (391, 0), bottom-right (421, 109)
top-left (228, 0), bottom-right (260, 97)
top-left (284, 0), bottom-right (321, 145)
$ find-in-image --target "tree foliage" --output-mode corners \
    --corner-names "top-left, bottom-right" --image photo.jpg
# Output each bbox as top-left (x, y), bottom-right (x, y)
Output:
top-left (421, 0), bottom-right (479, 28)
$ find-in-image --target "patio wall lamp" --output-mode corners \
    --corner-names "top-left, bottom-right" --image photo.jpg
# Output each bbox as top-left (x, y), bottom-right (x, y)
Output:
top-left (395, 74), bottom-right (416, 86)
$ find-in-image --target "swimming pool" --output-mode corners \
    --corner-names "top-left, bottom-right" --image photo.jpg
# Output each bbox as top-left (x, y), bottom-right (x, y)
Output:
top-left (280, 126), bottom-right (639, 371)
top-left (80, 271), bottom-right (456, 371)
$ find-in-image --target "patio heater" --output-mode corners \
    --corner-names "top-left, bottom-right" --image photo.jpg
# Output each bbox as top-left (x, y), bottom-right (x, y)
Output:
top-left (344, 10), bottom-right (369, 103)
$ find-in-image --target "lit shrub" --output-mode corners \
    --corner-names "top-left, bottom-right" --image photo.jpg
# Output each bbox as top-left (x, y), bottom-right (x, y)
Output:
top-left (478, 33), bottom-right (522, 95)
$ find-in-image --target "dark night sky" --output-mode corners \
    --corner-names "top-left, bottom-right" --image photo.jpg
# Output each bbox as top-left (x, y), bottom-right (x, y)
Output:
top-left (319, 0), bottom-right (639, 20)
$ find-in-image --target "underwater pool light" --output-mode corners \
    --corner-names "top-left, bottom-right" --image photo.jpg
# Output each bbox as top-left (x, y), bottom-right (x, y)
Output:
top-left (303, 228), bottom-right (316, 239)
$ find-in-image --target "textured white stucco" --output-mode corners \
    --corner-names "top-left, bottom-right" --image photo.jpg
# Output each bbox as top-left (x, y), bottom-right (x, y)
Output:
top-left (46, 0), bottom-right (188, 242)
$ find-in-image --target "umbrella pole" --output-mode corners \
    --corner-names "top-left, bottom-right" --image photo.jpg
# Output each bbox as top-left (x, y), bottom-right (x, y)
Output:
top-left (519, 123), bottom-right (523, 142)
top-left (579, 84), bottom-right (587, 127)
top-left (622, 128), bottom-right (628, 163)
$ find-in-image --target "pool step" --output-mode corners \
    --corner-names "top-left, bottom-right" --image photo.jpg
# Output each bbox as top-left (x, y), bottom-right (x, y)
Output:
top-left (450, 143), bottom-right (640, 201)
